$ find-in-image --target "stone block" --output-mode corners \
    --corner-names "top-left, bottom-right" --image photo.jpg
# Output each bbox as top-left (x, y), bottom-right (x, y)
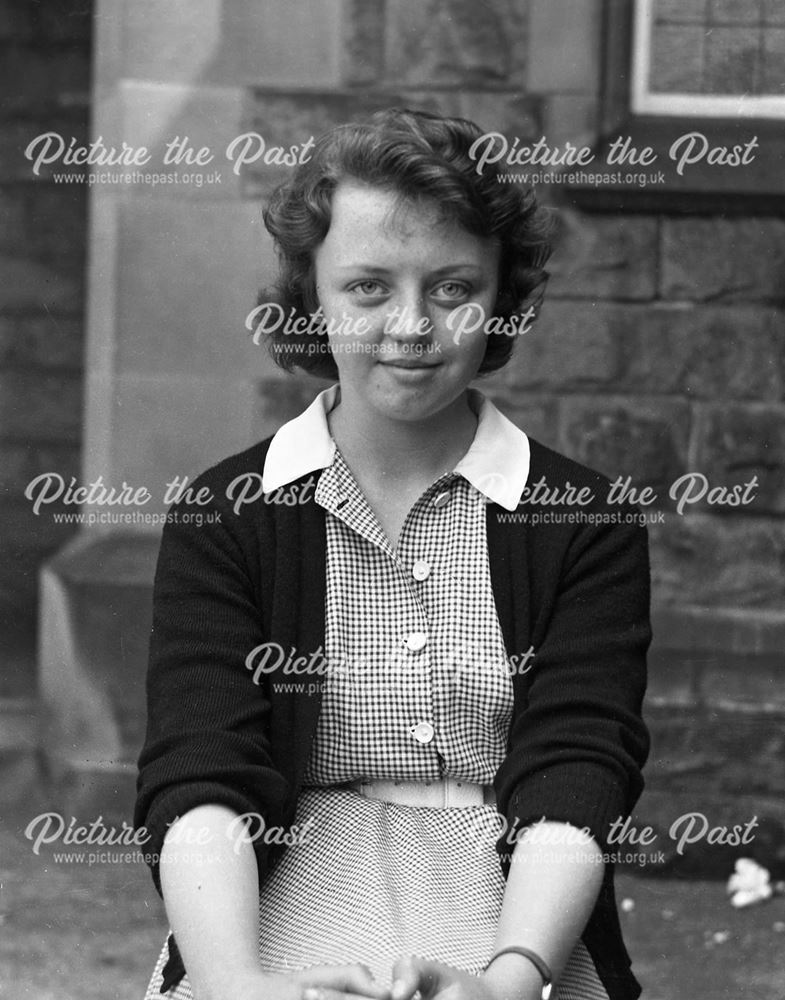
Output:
top-left (39, 0), bottom-right (94, 42)
top-left (243, 90), bottom-right (406, 200)
top-left (528, 0), bottom-right (602, 93)
top-left (109, 0), bottom-right (224, 86)
top-left (112, 196), bottom-right (271, 377)
top-left (38, 534), bottom-right (158, 801)
top-left (0, 185), bottom-right (27, 249)
top-left (645, 646), bottom-right (700, 708)
top-left (402, 91), bottom-right (542, 140)
top-left (1, 626), bottom-right (38, 696)
top-left (1, 499), bottom-right (79, 557)
top-left (648, 514), bottom-right (785, 609)
top-left (0, 727), bottom-right (43, 809)
top-left (0, 46), bottom-right (90, 113)
top-left (548, 211), bottom-right (658, 301)
top-left (655, 0), bottom-right (709, 22)
top-left (478, 389), bottom-right (561, 452)
top-left (91, 82), bottom-right (247, 200)
top-left (498, 299), bottom-right (618, 391)
top-left (648, 609), bottom-right (785, 717)
top-left (384, 0), bottom-right (527, 88)
top-left (635, 704), bottom-right (785, 878)
top-left (652, 604), bottom-right (785, 657)
top-left (0, 253), bottom-right (84, 314)
top-left (253, 374), bottom-right (329, 442)
top-left (560, 395), bottom-right (691, 497)
top-left (0, 442), bottom-right (81, 497)
top-left (213, 0), bottom-right (344, 89)
top-left (539, 93), bottom-right (600, 153)
top-left (0, 697), bottom-right (39, 753)
top-left (764, 0), bottom-right (785, 25)
top-left (0, 589), bottom-right (38, 681)
top-left (117, 0), bottom-right (343, 88)
top-left (0, 0), bottom-right (35, 41)
top-left (3, 111), bottom-right (90, 183)
top-left (0, 370), bottom-right (82, 442)
top-left (709, 0), bottom-right (763, 23)
top-left (26, 185), bottom-right (88, 265)
top-left (701, 652), bottom-right (785, 714)
top-left (616, 304), bottom-right (783, 401)
top-left (691, 403), bottom-right (785, 515)
top-left (0, 315), bottom-right (85, 371)
top-left (661, 218), bottom-right (785, 303)
top-left (342, 0), bottom-right (386, 86)
top-left (83, 372), bottom-right (261, 520)
top-left (0, 502), bottom-right (80, 663)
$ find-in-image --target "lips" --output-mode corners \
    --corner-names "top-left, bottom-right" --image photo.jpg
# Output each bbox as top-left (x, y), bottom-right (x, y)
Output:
top-left (380, 357), bottom-right (441, 369)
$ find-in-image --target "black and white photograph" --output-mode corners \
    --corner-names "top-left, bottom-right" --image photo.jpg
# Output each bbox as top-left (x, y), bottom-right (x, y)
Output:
top-left (1, 2), bottom-right (784, 998)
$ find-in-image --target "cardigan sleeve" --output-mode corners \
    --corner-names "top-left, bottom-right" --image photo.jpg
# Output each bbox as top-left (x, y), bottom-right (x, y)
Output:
top-left (494, 514), bottom-right (651, 854)
top-left (134, 477), bottom-right (288, 895)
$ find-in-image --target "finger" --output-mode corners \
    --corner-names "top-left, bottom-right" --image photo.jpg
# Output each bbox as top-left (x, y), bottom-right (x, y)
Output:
top-left (390, 955), bottom-right (422, 1000)
top-left (391, 956), bottom-right (444, 1000)
top-left (303, 990), bottom-right (388, 1000)
top-left (307, 964), bottom-right (390, 999)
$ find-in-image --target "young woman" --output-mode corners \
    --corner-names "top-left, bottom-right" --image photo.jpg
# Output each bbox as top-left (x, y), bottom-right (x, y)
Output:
top-left (136, 108), bottom-right (650, 1000)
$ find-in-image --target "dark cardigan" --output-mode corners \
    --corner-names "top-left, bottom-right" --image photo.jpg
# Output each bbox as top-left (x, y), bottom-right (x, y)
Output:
top-left (135, 435), bottom-right (651, 999)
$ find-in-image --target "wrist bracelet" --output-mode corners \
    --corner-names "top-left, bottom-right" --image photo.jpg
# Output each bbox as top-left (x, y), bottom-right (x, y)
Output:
top-left (484, 946), bottom-right (553, 1000)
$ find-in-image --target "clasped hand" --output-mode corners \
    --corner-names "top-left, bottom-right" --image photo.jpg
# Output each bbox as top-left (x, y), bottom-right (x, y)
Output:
top-left (274, 955), bottom-right (542, 1000)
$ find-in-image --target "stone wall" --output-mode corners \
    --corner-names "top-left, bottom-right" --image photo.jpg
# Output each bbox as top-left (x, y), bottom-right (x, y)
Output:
top-left (492, 215), bottom-right (785, 617)
top-left (245, 0), bottom-right (785, 644)
top-left (0, 1), bottom-right (92, 696)
top-left (4, 0), bottom-right (783, 738)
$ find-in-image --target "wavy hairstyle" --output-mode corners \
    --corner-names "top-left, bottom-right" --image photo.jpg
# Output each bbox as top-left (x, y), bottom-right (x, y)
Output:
top-left (260, 107), bottom-right (552, 377)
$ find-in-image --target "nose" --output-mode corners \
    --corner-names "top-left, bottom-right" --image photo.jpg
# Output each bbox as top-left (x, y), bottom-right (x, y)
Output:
top-left (388, 290), bottom-right (433, 346)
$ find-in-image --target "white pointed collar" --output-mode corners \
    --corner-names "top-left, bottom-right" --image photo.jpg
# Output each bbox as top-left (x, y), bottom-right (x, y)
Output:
top-left (262, 384), bottom-right (529, 511)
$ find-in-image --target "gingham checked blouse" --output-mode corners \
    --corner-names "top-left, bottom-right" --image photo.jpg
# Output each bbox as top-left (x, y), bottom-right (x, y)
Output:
top-left (303, 445), bottom-right (515, 786)
top-left (143, 386), bottom-right (609, 1000)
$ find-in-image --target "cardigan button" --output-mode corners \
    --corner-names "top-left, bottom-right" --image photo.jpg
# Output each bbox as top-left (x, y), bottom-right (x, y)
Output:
top-left (409, 722), bottom-right (435, 744)
top-left (405, 631), bottom-right (428, 651)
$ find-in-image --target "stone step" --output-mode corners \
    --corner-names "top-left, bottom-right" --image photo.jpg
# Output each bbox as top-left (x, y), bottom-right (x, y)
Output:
top-left (0, 696), bottom-right (44, 808)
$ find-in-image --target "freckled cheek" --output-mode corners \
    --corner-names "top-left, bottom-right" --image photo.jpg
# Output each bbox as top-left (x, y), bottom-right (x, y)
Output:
top-left (436, 325), bottom-right (487, 368)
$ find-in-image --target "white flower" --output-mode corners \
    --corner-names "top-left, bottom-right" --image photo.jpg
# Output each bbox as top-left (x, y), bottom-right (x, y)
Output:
top-left (726, 858), bottom-right (773, 908)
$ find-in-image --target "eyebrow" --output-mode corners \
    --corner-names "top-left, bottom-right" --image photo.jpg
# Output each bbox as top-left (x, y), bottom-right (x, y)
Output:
top-left (334, 263), bottom-right (487, 275)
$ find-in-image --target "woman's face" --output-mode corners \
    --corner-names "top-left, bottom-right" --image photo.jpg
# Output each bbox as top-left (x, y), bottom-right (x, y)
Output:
top-left (313, 180), bottom-right (500, 427)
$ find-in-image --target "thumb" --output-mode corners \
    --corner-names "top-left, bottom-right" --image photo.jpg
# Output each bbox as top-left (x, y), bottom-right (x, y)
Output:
top-left (317, 963), bottom-right (389, 999)
top-left (391, 957), bottom-right (444, 1000)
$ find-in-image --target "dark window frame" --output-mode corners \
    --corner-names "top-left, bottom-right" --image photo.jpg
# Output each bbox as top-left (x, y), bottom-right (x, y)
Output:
top-left (565, 0), bottom-right (785, 214)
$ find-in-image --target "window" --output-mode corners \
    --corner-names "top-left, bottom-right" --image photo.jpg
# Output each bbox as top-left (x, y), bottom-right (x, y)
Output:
top-left (632, 0), bottom-right (785, 118)
top-left (564, 0), bottom-right (785, 211)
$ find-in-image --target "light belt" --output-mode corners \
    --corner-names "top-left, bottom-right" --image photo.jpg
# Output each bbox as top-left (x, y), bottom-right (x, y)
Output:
top-left (348, 777), bottom-right (495, 809)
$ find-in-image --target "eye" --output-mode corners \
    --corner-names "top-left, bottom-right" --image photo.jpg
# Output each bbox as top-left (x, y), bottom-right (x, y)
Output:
top-left (348, 279), bottom-right (387, 297)
top-left (432, 280), bottom-right (470, 302)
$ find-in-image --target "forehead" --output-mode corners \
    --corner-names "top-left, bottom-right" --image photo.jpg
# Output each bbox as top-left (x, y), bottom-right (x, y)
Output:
top-left (321, 180), bottom-right (497, 264)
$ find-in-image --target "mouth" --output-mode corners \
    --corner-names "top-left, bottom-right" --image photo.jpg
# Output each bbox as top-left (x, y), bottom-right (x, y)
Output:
top-left (379, 358), bottom-right (441, 370)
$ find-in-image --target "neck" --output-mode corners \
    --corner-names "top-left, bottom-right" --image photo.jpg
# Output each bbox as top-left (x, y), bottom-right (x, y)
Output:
top-left (329, 391), bottom-right (477, 486)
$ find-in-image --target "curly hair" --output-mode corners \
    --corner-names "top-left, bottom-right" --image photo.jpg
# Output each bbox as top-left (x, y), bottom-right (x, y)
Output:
top-left (259, 107), bottom-right (552, 378)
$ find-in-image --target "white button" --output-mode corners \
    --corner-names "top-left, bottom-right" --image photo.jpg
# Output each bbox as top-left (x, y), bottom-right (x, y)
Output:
top-left (412, 560), bottom-right (431, 581)
top-left (409, 722), bottom-right (434, 744)
top-left (432, 491), bottom-right (451, 509)
top-left (405, 631), bottom-right (428, 651)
